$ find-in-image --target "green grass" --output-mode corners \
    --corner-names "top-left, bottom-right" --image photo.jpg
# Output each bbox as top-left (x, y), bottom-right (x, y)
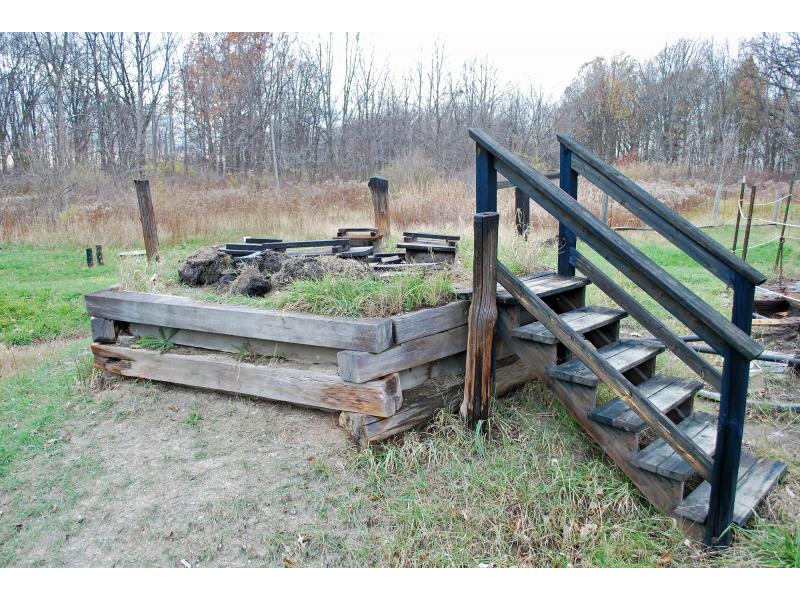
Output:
top-left (265, 271), bottom-right (455, 318)
top-left (0, 244), bottom-right (118, 345)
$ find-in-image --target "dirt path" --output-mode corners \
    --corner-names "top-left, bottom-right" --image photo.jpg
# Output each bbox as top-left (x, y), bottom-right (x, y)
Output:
top-left (1, 376), bottom-right (379, 567)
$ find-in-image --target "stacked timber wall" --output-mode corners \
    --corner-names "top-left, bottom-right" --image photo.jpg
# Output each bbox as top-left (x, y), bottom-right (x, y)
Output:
top-left (86, 290), bottom-right (537, 445)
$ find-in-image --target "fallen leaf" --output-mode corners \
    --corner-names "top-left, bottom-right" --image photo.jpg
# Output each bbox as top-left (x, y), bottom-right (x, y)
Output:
top-left (282, 556), bottom-right (296, 567)
top-left (45, 438), bottom-right (58, 446)
top-left (656, 551), bottom-right (672, 566)
top-left (579, 522), bottom-right (598, 539)
top-left (168, 405), bottom-right (179, 412)
top-left (164, 531), bottom-right (175, 541)
top-left (50, 504), bottom-right (58, 513)
top-left (787, 487), bottom-right (796, 499)
top-left (683, 538), bottom-right (693, 548)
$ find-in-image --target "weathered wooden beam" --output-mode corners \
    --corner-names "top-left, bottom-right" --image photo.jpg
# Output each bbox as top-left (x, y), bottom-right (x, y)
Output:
top-left (558, 143), bottom-right (578, 277)
top-left (461, 212), bottom-right (499, 427)
top-left (338, 325), bottom-right (467, 383)
top-left (341, 356), bottom-right (536, 447)
top-left (741, 186), bottom-right (756, 262)
top-left (90, 317), bottom-right (116, 343)
top-left (134, 179), bottom-right (160, 262)
top-left (390, 301), bottom-right (469, 344)
top-left (85, 290), bottom-right (393, 353)
top-left (92, 343), bottom-right (402, 417)
top-left (368, 176), bottom-right (391, 241)
top-left (129, 323), bottom-right (339, 364)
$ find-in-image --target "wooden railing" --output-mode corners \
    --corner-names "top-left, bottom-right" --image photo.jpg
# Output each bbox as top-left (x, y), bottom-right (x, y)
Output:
top-left (465, 128), bottom-right (767, 547)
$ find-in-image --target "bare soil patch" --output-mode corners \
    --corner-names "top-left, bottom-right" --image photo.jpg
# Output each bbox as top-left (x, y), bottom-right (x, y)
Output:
top-left (2, 375), bottom-right (378, 567)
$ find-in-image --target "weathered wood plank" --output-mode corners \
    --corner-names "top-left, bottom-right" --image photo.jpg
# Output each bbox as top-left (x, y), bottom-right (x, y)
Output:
top-left (85, 290), bottom-right (393, 353)
top-left (129, 323), bottom-right (339, 364)
top-left (391, 301), bottom-right (469, 344)
top-left (341, 356), bottom-right (536, 447)
top-left (92, 343), bottom-right (401, 417)
top-left (633, 412), bottom-right (717, 480)
top-left (512, 305), bottom-right (626, 344)
top-left (338, 325), bottom-right (468, 384)
top-left (90, 317), bottom-right (116, 343)
top-left (549, 339), bottom-right (663, 386)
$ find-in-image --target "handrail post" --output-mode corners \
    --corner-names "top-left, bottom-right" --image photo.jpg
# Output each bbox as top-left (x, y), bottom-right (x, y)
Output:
top-left (476, 146), bottom-right (497, 213)
top-left (558, 143), bottom-right (578, 276)
top-left (461, 211), bottom-right (499, 428)
top-left (705, 272), bottom-right (755, 546)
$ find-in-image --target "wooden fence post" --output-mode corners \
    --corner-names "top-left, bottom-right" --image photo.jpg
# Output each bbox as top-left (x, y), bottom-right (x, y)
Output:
top-left (134, 179), bottom-right (160, 262)
top-left (775, 176), bottom-right (794, 275)
top-left (95, 244), bottom-right (104, 266)
top-left (461, 211), bottom-right (499, 428)
top-left (732, 176), bottom-right (746, 252)
top-left (558, 143), bottom-right (578, 276)
top-left (368, 177), bottom-right (391, 241)
top-left (514, 188), bottom-right (530, 239)
top-left (85, 247), bottom-right (94, 267)
top-left (741, 186), bottom-right (756, 261)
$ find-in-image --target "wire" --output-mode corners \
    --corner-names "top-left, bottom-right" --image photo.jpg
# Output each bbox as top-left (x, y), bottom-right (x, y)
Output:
top-left (732, 236), bottom-right (781, 253)
top-left (737, 203), bottom-right (800, 227)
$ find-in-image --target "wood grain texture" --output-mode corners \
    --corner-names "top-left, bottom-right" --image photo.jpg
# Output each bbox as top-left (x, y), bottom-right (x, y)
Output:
top-left (129, 323), bottom-right (339, 364)
top-left (338, 325), bottom-right (467, 383)
top-left (512, 305), bottom-right (626, 344)
top-left (90, 317), bottom-right (116, 343)
top-left (91, 343), bottom-right (402, 417)
top-left (461, 212), bottom-right (499, 427)
top-left (85, 290), bottom-right (393, 352)
top-left (369, 176), bottom-right (391, 240)
top-left (134, 179), bottom-right (160, 262)
top-left (390, 301), bottom-right (469, 344)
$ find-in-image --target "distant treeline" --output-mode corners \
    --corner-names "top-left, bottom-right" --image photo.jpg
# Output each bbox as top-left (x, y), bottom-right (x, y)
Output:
top-left (0, 32), bottom-right (797, 183)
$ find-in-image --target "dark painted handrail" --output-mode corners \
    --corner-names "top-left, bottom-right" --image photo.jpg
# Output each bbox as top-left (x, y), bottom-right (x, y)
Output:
top-left (557, 134), bottom-right (766, 287)
top-left (468, 128), bottom-right (763, 361)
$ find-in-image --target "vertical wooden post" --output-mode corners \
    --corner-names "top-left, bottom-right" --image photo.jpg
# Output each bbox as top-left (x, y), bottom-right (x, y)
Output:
top-left (514, 188), bottom-right (529, 239)
top-left (368, 176), bottom-right (391, 244)
top-left (732, 176), bottom-right (746, 252)
top-left (600, 192), bottom-right (609, 224)
top-left (705, 273), bottom-right (755, 547)
top-left (461, 211), bottom-right (498, 428)
top-left (741, 186), bottom-right (756, 261)
top-left (775, 176), bottom-right (794, 274)
top-left (558, 143), bottom-right (578, 276)
top-left (134, 179), bottom-right (160, 262)
top-left (95, 244), bottom-right (104, 266)
top-left (475, 146), bottom-right (497, 213)
top-left (85, 247), bottom-right (94, 267)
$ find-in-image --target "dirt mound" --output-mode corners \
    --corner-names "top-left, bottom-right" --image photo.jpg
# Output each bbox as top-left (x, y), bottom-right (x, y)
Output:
top-left (254, 249), bottom-right (287, 275)
top-left (229, 266), bottom-right (271, 297)
top-left (178, 247), bottom-right (233, 286)
top-left (271, 255), bottom-right (370, 288)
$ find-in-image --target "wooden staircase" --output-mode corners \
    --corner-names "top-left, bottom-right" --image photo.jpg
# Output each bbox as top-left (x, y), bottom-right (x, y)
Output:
top-left (492, 272), bottom-right (786, 534)
top-left (463, 128), bottom-right (788, 546)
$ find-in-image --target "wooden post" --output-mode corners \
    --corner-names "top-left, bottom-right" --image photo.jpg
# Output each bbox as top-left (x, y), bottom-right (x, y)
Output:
top-left (85, 247), bottom-right (94, 267)
top-left (741, 186), bottom-right (756, 261)
top-left (368, 177), bottom-right (391, 245)
top-left (705, 273), bottom-right (755, 547)
top-left (775, 176), bottom-right (794, 275)
top-left (600, 192), bottom-right (609, 224)
top-left (461, 211), bottom-right (498, 428)
top-left (514, 188), bottom-right (530, 239)
top-left (134, 179), bottom-right (160, 262)
top-left (95, 244), bottom-right (104, 266)
top-left (732, 176), bottom-right (746, 252)
top-left (558, 143), bottom-right (578, 276)
top-left (475, 146), bottom-right (497, 213)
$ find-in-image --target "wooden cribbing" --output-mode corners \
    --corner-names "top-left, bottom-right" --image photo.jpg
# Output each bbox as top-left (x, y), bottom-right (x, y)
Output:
top-left (91, 343), bottom-right (402, 417)
top-left (368, 176), bottom-right (391, 240)
top-left (134, 179), bottom-right (160, 262)
top-left (460, 212), bottom-right (499, 428)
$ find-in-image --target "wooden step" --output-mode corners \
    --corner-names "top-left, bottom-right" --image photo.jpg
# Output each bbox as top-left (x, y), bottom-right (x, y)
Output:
top-left (548, 339), bottom-right (664, 386)
top-left (455, 272), bottom-right (589, 305)
top-left (589, 375), bottom-right (703, 432)
top-left (674, 453), bottom-right (788, 525)
top-left (512, 305), bottom-right (627, 344)
top-left (632, 411), bottom-right (717, 481)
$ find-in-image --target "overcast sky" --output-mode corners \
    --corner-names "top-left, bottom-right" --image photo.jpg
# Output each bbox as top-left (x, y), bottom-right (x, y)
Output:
top-left (313, 31), bottom-right (758, 99)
